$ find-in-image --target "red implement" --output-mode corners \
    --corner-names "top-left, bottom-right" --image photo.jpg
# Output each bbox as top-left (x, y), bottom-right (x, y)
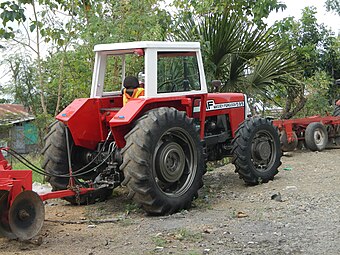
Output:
top-left (0, 148), bottom-right (95, 240)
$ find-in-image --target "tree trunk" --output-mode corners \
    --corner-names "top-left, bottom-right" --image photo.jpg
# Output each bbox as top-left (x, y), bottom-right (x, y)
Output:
top-left (281, 96), bottom-right (307, 119)
top-left (32, 1), bottom-right (47, 115)
top-left (54, 55), bottom-right (65, 116)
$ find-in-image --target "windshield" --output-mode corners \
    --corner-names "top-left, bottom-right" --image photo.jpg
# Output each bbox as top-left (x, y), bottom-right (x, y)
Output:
top-left (157, 52), bottom-right (201, 93)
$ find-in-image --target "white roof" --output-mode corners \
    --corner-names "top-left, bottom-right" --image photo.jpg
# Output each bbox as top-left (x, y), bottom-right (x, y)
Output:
top-left (94, 41), bottom-right (201, 52)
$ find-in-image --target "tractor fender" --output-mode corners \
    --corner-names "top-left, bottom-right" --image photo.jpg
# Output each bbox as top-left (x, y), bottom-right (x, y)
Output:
top-left (56, 98), bottom-right (102, 150)
top-left (109, 96), bottom-right (191, 148)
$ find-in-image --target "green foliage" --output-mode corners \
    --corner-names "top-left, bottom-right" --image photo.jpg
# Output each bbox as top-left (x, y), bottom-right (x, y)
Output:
top-left (326, 0), bottom-right (340, 16)
top-left (273, 7), bottom-right (337, 79)
top-left (173, 10), bottom-right (299, 93)
top-left (152, 236), bottom-right (167, 247)
top-left (172, 0), bottom-right (286, 27)
top-left (10, 154), bottom-right (44, 183)
top-left (271, 6), bottom-right (340, 118)
top-left (0, 1), bottom-right (26, 40)
top-left (4, 54), bottom-right (40, 114)
top-left (298, 72), bottom-right (334, 117)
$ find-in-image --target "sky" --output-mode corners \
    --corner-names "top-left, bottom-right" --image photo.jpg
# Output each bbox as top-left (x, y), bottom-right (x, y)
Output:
top-left (266, 0), bottom-right (340, 33)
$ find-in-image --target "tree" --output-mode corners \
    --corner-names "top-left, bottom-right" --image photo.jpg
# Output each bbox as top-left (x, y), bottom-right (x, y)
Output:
top-left (0, 0), bottom-right (67, 115)
top-left (172, 0), bottom-right (286, 27)
top-left (326, 0), bottom-right (340, 16)
top-left (273, 6), bottom-right (340, 118)
top-left (172, 9), bottom-right (299, 96)
top-left (3, 53), bottom-right (40, 114)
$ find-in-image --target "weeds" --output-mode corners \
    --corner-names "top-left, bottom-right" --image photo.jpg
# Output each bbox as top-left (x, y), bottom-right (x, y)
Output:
top-left (206, 157), bottom-right (230, 171)
top-left (9, 154), bottom-right (45, 183)
top-left (152, 236), bottom-right (167, 247)
top-left (172, 228), bottom-right (203, 242)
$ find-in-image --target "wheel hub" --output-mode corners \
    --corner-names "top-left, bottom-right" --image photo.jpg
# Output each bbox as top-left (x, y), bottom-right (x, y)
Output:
top-left (254, 141), bottom-right (271, 160)
top-left (156, 142), bottom-right (186, 183)
top-left (314, 129), bottom-right (324, 145)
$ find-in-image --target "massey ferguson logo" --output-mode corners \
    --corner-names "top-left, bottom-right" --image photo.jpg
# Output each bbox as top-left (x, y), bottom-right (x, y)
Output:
top-left (194, 100), bottom-right (245, 112)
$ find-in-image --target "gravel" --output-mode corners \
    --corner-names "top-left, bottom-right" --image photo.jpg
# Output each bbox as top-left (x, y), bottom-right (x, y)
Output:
top-left (0, 149), bottom-right (339, 255)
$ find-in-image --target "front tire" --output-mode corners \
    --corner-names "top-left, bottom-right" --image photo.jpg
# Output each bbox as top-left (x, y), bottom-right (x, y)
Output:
top-left (120, 107), bottom-right (204, 215)
top-left (232, 117), bottom-right (282, 185)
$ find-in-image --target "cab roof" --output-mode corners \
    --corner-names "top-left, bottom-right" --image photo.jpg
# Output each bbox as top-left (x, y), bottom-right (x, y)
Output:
top-left (94, 41), bottom-right (201, 52)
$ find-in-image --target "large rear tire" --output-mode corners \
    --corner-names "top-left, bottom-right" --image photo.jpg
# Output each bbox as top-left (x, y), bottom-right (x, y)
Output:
top-left (42, 121), bottom-right (112, 204)
top-left (232, 117), bottom-right (282, 185)
top-left (304, 122), bottom-right (328, 152)
top-left (120, 107), bottom-right (204, 215)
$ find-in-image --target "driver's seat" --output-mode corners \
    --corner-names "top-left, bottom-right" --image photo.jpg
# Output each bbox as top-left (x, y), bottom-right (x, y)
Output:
top-left (122, 76), bottom-right (144, 105)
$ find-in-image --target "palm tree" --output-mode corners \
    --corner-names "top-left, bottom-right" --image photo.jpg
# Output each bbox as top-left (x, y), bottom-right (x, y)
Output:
top-left (173, 11), bottom-right (300, 94)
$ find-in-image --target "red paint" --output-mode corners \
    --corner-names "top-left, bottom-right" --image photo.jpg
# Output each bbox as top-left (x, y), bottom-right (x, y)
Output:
top-left (0, 169), bottom-right (32, 205)
top-left (56, 92), bottom-right (245, 149)
top-left (0, 150), bottom-right (96, 205)
top-left (39, 188), bottom-right (95, 201)
top-left (273, 115), bottom-right (340, 142)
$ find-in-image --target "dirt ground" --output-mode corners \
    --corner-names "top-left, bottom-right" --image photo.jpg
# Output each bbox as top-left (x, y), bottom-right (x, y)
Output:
top-left (0, 148), bottom-right (339, 255)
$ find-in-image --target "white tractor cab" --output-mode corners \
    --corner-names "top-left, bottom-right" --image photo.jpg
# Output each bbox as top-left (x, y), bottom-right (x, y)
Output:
top-left (90, 41), bottom-right (208, 99)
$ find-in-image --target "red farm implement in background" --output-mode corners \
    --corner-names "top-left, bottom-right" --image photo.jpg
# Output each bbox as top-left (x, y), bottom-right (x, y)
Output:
top-left (273, 102), bottom-right (340, 152)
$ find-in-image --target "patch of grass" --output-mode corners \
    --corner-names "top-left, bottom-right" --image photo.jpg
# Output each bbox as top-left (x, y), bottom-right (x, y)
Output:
top-left (118, 217), bottom-right (135, 226)
top-left (8, 154), bottom-right (45, 183)
top-left (192, 185), bottom-right (213, 210)
top-left (152, 236), bottom-right (167, 247)
top-left (206, 157), bottom-right (230, 171)
top-left (172, 228), bottom-right (203, 242)
top-left (125, 202), bottom-right (142, 214)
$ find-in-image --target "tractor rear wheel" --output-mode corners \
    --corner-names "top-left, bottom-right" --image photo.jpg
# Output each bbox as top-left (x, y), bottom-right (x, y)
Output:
top-left (120, 107), bottom-right (204, 215)
top-left (42, 121), bottom-right (112, 204)
top-left (232, 117), bottom-right (281, 185)
top-left (305, 122), bottom-right (328, 151)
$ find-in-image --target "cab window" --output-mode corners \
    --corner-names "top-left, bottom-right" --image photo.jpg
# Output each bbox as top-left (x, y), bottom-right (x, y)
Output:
top-left (157, 52), bottom-right (201, 93)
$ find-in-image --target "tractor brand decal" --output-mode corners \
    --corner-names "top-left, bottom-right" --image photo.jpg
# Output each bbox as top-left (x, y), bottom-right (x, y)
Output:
top-left (194, 100), bottom-right (244, 112)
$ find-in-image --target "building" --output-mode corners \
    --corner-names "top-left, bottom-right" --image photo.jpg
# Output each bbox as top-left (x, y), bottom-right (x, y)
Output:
top-left (0, 104), bottom-right (38, 154)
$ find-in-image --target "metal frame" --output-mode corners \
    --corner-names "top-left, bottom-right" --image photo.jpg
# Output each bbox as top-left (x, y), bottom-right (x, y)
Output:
top-left (273, 115), bottom-right (340, 143)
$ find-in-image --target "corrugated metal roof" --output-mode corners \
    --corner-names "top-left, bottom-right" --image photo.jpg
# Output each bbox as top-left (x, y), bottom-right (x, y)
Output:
top-left (0, 104), bottom-right (35, 125)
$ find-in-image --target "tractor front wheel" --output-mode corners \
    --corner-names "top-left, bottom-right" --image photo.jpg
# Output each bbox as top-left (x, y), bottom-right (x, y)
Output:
top-left (120, 107), bottom-right (204, 215)
top-left (232, 117), bottom-right (282, 185)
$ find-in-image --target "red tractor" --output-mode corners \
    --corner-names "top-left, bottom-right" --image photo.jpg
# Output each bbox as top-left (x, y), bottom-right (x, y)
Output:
top-left (42, 41), bottom-right (282, 215)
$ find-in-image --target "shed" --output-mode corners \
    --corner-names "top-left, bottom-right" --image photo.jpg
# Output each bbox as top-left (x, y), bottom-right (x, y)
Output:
top-left (0, 104), bottom-right (38, 154)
